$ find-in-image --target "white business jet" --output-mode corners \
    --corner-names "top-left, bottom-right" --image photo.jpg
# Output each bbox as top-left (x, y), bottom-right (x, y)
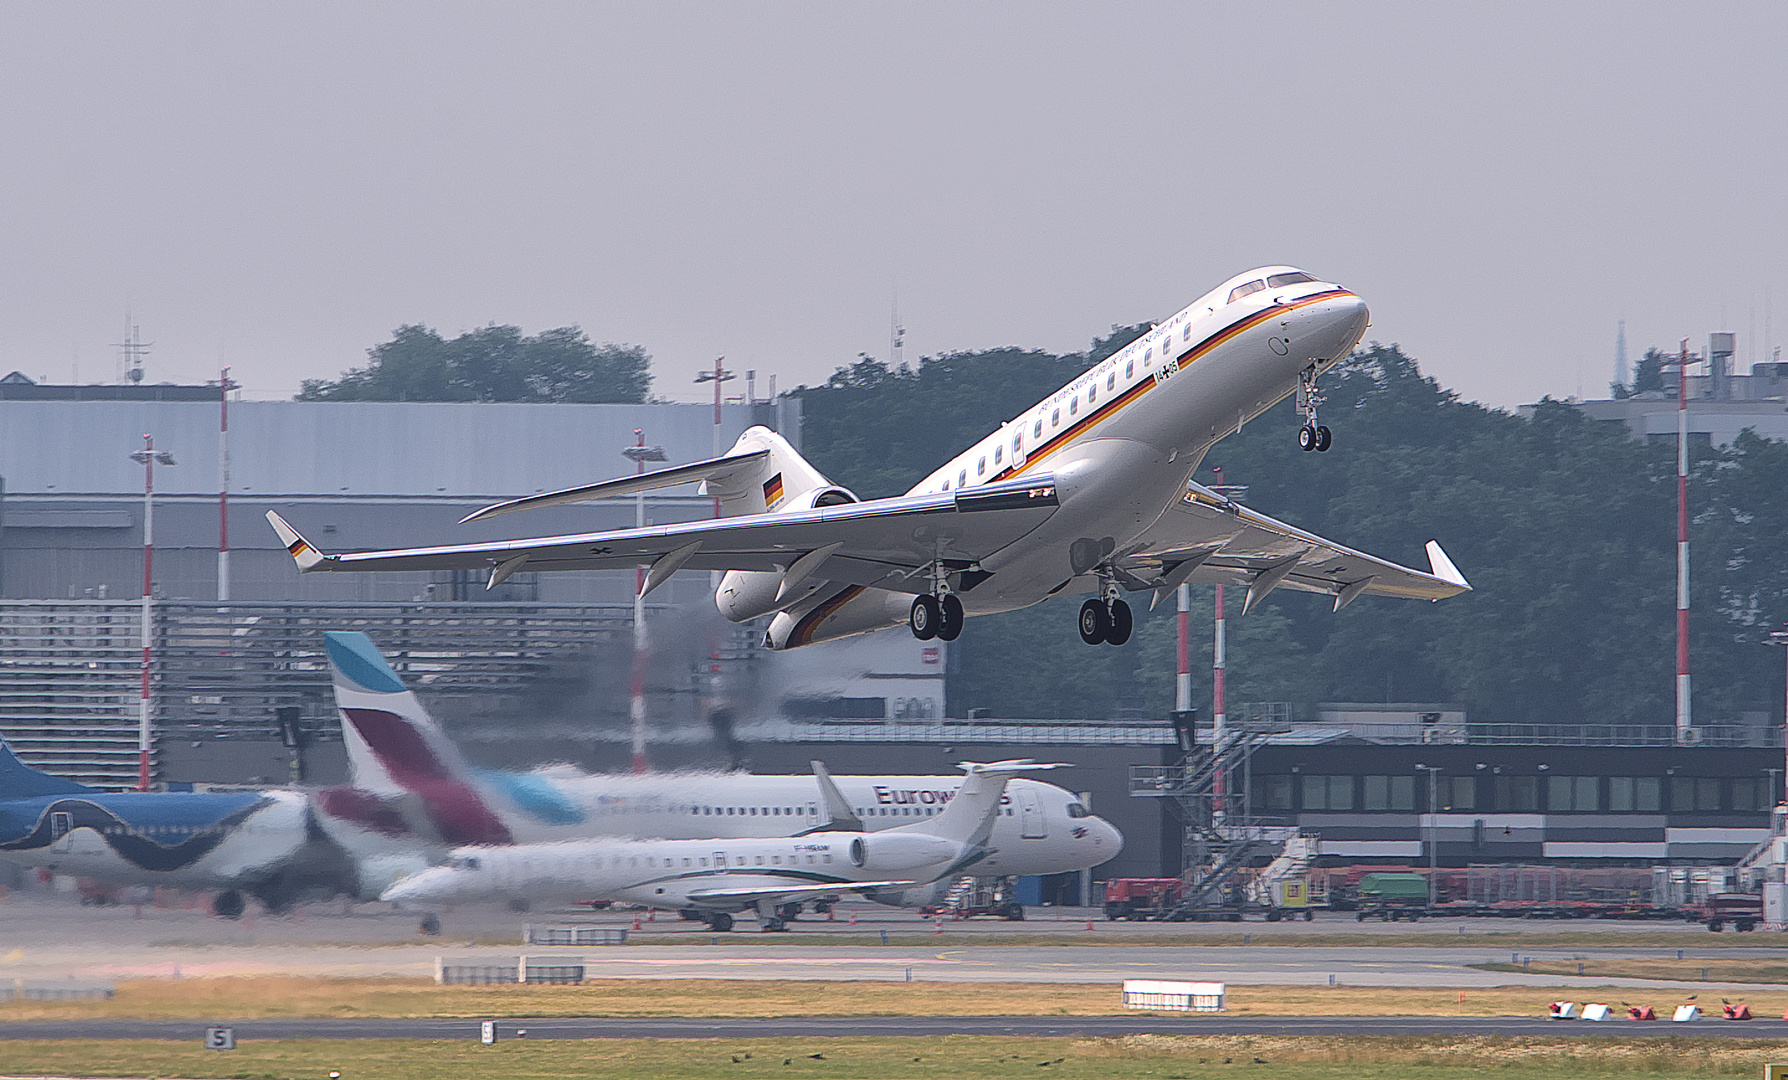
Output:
top-left (269, 267), bottom-right (1468, 649)
top-left (380, 760), bottom-right (1059, 932)
top-left (314, 631), bottom-right (1121, 908)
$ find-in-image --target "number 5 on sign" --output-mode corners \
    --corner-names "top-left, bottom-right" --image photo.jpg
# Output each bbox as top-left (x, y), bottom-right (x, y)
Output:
top-left (204, 1027), bottom-right (235, 1050)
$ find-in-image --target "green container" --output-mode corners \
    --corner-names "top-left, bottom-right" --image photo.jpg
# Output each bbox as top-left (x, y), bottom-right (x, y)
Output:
top-left (1357, 873), bottom-right (1429, 902)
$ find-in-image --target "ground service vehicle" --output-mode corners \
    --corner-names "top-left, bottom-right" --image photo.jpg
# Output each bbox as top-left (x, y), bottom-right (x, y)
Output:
top-left (1355, 872), bottom-right (1430, 920)
top-left (1702, 892), bottom-right (1762, 932)
top-left (1104, 878), bottom-right (1185, 920)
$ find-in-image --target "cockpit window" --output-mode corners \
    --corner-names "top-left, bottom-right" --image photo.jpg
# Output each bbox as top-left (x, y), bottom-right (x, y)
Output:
top-left (1227, 279), bottom-right (1266, 303)
top-left (1066, 803), bottom-right (1091, 818)
top-left (451, 855), bottom-right (482, 871)
top-left (1266, 272), bottom-right (1316, 287)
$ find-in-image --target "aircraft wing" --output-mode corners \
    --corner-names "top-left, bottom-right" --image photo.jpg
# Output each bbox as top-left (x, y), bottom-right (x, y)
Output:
top-left (684, 880), bottom-right (917, 906)
top-left (1120, 482), bottom-right (1471, 613)
top-left (266, 475), bottom-right (1061, 593)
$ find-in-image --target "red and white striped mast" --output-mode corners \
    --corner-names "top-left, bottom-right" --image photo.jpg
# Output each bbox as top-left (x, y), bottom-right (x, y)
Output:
top-left (1209, 466), bottom-right (1231, 827)
top-left (1675, 339), bottom-right (1693, 744)
top-left (130, 435), bottom-right (174, 790)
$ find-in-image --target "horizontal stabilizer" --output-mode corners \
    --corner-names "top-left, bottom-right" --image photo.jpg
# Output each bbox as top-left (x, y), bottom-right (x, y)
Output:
top-left (460, 449), bottom-right (771, 523)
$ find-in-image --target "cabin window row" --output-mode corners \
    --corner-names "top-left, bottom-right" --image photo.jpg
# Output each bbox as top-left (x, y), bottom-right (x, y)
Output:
top-left (1251, 774), bottom-right (1773, 814)
top-left (688, 805), bottom-right (816, 817)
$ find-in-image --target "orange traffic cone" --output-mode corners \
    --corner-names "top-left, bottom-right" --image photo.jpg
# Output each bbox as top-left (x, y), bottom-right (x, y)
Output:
top-left (934, 918), bottom-right (944, 934)
top-left (632, 913), bottom-right (642, 931)
top-left (849, 909), bottom-right (858, 925)
top-left (1085, 917), bottom-right (1094, 931)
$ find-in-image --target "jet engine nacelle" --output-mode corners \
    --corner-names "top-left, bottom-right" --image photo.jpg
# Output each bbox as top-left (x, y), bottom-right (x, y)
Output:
top-left (847, 832), bottom-right (963, 873)
top-left (715, 485), bottom-right (860, 623)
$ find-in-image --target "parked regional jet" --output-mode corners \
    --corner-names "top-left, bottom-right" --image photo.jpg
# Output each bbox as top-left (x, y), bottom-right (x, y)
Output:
top-left (0, 739), bottom-right (351, 917)
top-left (268, 267), bottom-right (1468, 649)
top-left (314, 631), bottom-right (1122, 905)
top-left (381, 760), bottom-right (1059, 931)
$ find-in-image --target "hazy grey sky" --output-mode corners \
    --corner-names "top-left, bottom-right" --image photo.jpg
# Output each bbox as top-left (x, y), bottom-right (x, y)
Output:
top-left (2, 2), bottom-right (1783, 409)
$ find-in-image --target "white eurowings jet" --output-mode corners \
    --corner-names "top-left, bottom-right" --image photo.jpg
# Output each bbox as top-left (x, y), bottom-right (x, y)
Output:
top-left (268, 267), bottom-right (1468, 650)
top-left (379, 760), bottom-right (1060, 932)
top-left (314, 631), bottom-right (1122, 904)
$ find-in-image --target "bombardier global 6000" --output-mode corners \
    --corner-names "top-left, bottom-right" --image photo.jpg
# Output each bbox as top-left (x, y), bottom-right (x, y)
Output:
top-left (270, 267), bottom-right (1469, 648)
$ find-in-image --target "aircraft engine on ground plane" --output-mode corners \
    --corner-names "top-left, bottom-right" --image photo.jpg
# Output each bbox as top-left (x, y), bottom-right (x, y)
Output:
top-left (848, 832), bottom-right (963, 872)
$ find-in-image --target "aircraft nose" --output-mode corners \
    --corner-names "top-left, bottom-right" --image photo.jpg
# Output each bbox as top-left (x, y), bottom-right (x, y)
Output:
top-left (1092, 816), bottom-right (1124, 859)
top-left (380, 872), bottom-right (443, 907)
top-left (1310, 293), bottom-right (1369, 364)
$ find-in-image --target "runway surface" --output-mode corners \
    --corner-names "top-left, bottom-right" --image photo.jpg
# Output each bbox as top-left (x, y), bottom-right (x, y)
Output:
top-left (3, 1015), bottom-right (1786, 1041)
top-left (2, 892), bottom-right (1783, 995)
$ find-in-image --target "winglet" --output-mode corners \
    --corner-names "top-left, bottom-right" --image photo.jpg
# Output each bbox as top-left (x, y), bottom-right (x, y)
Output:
top-left (1424, 541), bottom-right (1471, 590)
top-left (266, 511), bottom-right (328, 571)
top-left (810, 760), bottom-right (864, 832)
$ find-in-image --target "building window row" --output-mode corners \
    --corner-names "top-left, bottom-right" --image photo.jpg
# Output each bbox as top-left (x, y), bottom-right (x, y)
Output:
top-left (1251, 773), bottom-right (1772, 814)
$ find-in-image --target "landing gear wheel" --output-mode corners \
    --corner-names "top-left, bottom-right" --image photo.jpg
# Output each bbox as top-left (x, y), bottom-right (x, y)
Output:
top-left (1105, 599), bottom-right (1133, 646)
top-left (212, 889), bottom-right (246, 920)
top-left (909, 595), bottom-right (941, 640)
top-left (419, 913), bottom-right (442, 936)
top-left (1078, 599), bottom-right (1109, 645)
top-left (1315, 425), bottom-right (1332, 452)
top-left (708, 912), bottom-right (734, 932)
top-left (937, 594), bottom-right (964, 641)
top-left (1298, 425), bottom-right (1317, 452)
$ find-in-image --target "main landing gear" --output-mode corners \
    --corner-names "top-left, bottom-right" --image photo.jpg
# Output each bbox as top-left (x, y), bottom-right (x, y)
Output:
top-left (909, 564), bottom-right (963, 642)
top-left (1297, 364), bottom-right (1332, 453)
top-left (1078, 579), bottom-right (1133, 647)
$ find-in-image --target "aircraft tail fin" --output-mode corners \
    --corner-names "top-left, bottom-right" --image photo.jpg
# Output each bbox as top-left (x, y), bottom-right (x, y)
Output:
top-left (322, 631), bottom-right (511, 845)
top-left (703, 426), bottom-right (841, 517)
top-left (898, 760), bottom-right (1066, 849)
top-left (0, 736), bottom-right (97, 797)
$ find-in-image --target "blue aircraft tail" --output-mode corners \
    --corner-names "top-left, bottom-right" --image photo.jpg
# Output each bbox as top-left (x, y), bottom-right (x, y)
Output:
top-left (0, 737), bottom-right (97, 797)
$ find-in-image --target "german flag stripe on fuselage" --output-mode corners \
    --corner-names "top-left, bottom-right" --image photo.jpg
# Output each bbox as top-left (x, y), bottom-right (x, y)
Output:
top-left (981, 289), bottom-right (1354, 485)
top-left (789, 584), bottom-right (868, 647)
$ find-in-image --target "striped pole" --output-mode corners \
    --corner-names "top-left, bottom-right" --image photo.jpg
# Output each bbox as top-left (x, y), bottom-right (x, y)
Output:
top-left (1175, 584), bottom-right (1191, 713)
top-left (1676, 340), bottom-right (1692, 744)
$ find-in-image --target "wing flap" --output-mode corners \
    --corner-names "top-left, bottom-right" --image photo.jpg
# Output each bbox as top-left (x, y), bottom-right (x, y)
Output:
top-left (1119, 484), bottom-right (1470, 604)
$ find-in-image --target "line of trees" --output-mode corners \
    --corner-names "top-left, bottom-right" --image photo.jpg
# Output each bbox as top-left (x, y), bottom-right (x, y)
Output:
top-left (793, 341), bottom-right (1788, 727)
top-left (299, 324), bottom-right (651, 404)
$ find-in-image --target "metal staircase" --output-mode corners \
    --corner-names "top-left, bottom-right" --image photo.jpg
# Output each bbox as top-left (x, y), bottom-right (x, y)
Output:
top-left (1130, 719), bottom-right (1310, 920)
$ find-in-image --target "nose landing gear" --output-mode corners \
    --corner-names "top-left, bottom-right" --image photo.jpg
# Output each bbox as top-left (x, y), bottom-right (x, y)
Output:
top-left (1297, 365), bottom-right (1332, 453)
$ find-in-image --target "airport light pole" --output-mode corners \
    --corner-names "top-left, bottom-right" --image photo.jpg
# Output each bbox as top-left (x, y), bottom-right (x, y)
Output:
top-left (623, 431), bottom-right (668, 775)
top-left (217, 367), bottom-right (234, 602)
top-left (1771, 627), bottom-right (1788, 805)
top-left (693, 357), bottom-right (735, 518)
top-left (130, 436), bottom-right (175, 791)
top-left (1673, 340), bottom-right (1694, 744)
top-left (1416, 764), bottom-right (1440, 905)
